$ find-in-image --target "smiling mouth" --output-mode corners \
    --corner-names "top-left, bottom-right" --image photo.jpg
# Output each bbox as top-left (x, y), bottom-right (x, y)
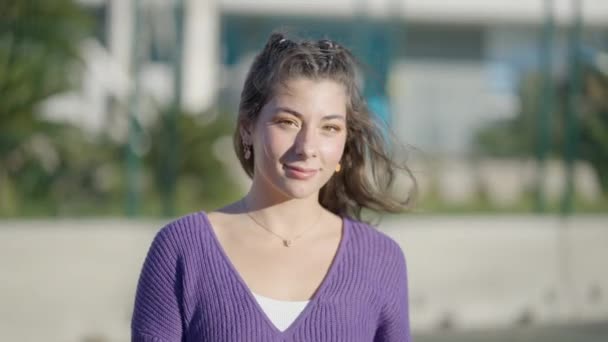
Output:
top-left (283, 164), bottom-right (318, 179)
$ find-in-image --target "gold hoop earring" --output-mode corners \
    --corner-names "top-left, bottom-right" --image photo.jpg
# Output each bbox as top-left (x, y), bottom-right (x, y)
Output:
top-left (335, 163), bottom-right (341, 173)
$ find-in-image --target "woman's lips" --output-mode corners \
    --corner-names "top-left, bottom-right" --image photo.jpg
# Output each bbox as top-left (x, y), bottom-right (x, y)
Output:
top-left (283, 164), bottom-right (318, 180)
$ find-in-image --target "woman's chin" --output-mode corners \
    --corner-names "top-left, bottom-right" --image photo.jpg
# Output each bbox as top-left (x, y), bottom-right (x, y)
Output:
top-left (276, 179), bottom-right (321, 200)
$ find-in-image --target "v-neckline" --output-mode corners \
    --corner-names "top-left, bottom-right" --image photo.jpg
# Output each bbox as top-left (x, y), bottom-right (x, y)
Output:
top-left (199, 211), bottom-right (350, 337)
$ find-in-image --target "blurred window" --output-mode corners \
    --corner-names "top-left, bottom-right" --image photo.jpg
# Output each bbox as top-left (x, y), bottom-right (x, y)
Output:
top-left (402, 24), bottom-right (483, 61)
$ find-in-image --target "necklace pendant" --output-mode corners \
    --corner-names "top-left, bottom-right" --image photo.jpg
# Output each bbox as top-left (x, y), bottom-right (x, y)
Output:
top-left (284, 239), bottom-right (292, 247)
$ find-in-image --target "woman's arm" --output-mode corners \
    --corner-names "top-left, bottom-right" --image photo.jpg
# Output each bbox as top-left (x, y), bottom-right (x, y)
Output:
top-left (131, 225), bottom-right (184, 342)
top-left (374, 242), bottom-right (412, 342)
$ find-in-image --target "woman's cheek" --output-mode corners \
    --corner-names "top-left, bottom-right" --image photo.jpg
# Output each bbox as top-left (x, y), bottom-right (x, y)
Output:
top-left (264, 131), bottom-right (293, 157)
top-left (320, 138), bottom-right (346, 165)
top-left (257, 127), bottom-right (279, 154)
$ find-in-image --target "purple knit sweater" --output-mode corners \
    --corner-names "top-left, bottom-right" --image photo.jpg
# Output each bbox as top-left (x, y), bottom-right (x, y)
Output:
top-left (131, 211), bottom-right (411, 341)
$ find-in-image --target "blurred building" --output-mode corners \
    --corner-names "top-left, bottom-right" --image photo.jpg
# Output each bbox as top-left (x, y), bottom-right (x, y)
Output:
top-left (56, 0), bottom-right (607, 149)
top-left (43, 0), bottom-right (607, 205)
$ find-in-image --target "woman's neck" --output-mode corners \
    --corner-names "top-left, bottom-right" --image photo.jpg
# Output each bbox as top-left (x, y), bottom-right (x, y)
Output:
top-left (242, 190), bottom-right (324, 238)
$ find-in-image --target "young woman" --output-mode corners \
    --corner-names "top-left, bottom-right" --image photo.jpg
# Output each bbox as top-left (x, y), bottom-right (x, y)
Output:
top-left (131, 32), bottom-right (416, 341)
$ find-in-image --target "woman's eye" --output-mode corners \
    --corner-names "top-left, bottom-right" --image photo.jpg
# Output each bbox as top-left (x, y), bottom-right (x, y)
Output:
top-left (323, 125), bottom-right (341, 132)
top-left (277, 119), bottom-right (299, 127)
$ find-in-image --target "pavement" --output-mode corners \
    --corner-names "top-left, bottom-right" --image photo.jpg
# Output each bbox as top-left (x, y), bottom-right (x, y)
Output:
top-left (414, 320), bottom-right (608, 342)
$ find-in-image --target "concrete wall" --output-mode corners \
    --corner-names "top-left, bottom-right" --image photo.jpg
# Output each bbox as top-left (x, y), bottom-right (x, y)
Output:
top-left (1, 215), bottom-right (607, 341)
top-left (381, 215), bottom-right (608, 331)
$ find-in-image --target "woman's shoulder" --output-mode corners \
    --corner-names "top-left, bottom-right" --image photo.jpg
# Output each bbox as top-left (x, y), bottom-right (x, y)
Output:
top-left (346, 217), bottom-right (406, 260)
top-left (150, 210), bottom-right (211, 250)
top-left (161, 209), bottom-right (209, 231)
top-left (345, 218), bottom-right (408, 295)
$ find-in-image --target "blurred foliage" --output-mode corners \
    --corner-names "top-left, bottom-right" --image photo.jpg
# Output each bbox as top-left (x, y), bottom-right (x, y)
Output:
top-left (0, 1), bottom-right (241, 217)
top-left (1, 107), bottom-right (243, 217)
top-left (0, 0), bottom-right (93, 215)
top-left (474, 63), bottom-right (608, 197)
top-left (144, 110), bottom-right (242, 216)
top-left (578, 66), bottom-right (608, 193)
top-left (0, 0), bottom-right (91, 127)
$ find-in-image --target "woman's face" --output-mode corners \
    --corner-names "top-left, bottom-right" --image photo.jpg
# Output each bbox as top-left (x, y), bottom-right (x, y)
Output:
top-left (244, 78), bottom-right (348, 201)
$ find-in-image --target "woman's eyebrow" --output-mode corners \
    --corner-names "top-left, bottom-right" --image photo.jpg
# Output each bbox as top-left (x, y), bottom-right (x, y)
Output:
top-left (322, 114), bottom-right (345, 121)
top-left (275, 106), bottom-right (345, 121)
top-left (275, 106), bottom-right (302, 117)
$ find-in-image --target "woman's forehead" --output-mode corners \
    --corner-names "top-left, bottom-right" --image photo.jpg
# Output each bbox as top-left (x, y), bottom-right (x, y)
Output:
top-left (274, 77), bottom-right (345, 94)
top-left (273, 78), bottom-right (346, 101)
top-left (266, 80), bottom-right (347, 117)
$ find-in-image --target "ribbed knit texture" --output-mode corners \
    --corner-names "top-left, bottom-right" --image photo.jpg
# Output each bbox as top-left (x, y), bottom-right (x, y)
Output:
top-left (131, 211), bottom-right (411, 342)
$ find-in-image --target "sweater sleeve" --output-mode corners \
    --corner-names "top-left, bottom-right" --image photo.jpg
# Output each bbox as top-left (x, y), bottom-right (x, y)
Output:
top-left (131, 225), bottom-right (184, 342)
top-left (374, 242), bottom-right (412, 342)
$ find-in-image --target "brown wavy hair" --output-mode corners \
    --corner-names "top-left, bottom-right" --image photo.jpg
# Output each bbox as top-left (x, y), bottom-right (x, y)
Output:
top-left (234, 32), bottom-right (417, 220)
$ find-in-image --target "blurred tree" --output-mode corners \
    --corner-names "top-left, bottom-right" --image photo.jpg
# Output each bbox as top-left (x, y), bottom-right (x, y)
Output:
top-left (474, 73), bottom-right (546, 158)
top-left (145, 110), bottom-right (242, 215)
top-left (474, 63), bottom-right (608, 197)
top-left (0, 0), bottom-right (92, 215)
top-left (577, 66), bottom-right (608, 193)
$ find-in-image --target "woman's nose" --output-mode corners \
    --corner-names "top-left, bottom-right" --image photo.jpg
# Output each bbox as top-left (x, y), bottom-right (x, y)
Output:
top-left (294, 128), bottom-right (318, 158)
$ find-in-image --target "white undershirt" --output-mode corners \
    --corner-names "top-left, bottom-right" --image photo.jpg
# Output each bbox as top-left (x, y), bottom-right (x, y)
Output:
top-left (252, 292), bottom-right (310, 331)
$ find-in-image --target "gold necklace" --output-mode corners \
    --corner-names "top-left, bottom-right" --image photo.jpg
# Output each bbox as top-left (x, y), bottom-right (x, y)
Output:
top-left (241, 200), bottom-right (323, 247)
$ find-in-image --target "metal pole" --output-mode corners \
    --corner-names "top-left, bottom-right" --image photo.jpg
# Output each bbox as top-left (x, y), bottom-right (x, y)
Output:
top-left (557, 0), bottom-right (583, 320)
top-left (535, 0), bottom-right (554, 213)
top-left (162, 0), bottom-right (184, 217)
top-left (561, 0), bottom-right (582, 215)
top-left (126, 0), bottom-right (142, 217)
